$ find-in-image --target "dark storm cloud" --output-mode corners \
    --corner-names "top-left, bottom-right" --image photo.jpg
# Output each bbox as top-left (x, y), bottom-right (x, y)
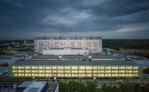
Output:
top-left (0, 0), bottom-right (149, 39)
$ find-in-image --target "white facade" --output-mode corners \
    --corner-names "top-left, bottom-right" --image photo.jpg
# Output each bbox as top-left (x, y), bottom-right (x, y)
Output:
top-left (34, 36), bottom-right (102, 55)
top-left (42, 48), bottom-right (89, 55)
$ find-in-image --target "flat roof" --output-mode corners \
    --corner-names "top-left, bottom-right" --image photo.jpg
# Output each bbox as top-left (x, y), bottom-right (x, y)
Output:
top-left (34, 36), bottom-right (102, 40)
top-left (13, 60), bottom-right (137, 66)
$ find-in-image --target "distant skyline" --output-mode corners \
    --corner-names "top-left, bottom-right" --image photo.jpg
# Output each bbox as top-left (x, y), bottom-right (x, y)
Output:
top-left (0, 0), bottom-right (149, 40)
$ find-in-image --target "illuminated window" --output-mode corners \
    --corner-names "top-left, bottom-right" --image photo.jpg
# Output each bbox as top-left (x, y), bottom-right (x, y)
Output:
top-left (126, 66), bottom-right (132, 69)
top-left (46, 66), bottom-right (52, 69)
top-left (79, 74), bottom-right (85, 77)
top-left (14, 74), bottom-right (17, 76)
top-left (112, 74), bottom-right (118, 76)
top-left (105, 74), bottom-right (111, 77)
top-left (133, 74), bottom-right (138, 76)
top-left (18, 66), bottom-right (24, 69)
top-left (126, 74), bottom-right (132, 76)
top-left (79, 71), bottom-right (85, 73)
top-left (25, 70), bottom-right (31, 73)
top-left (58, 74), bottom-right (64, 76)
top-left (105, 67), bottom-right (111, 69)
top-left (93, 70), bottom-right (97, 73)
top-left (39, 66), bottom-right (44, 69)
top-left (18, 74), bottom-right (24, 76)
top-left (32, 74), bottom-right (38, 76)
top-left (79, 66), bottom-right (85, 69)
top-left (32, 66), bottom-right (38, 69)
top-left (53, 70), bottom-right (57, 73)
top-left (18, 70), bottom-right (24, 73)
top-left (98, 66), bottom-right (104, 69)
top-left (119, 70), bottom-right (125, 73)
top-left (105, 70), bottom-right (111, 73)
top-left (93, 74), bottom-right (97, 76)
top-left (72, 66), bottom-right (78, 69)
top-left (39, 70), bottom-right (45, 73)
top-left (72, 74), bottom-right (78, 77)
top-left (65, 70), bottom-right (71, 73)
top-left (98, 71), bottom-right (104, 73)
top-left (112, 70), bottom-right (118, 73)
top-left (86, 66), bottom-right (92, 69)
top-left (112, 67), bottom-right (118, 69)
top-left (25, 74), bottom-right (31, 76)
top-left (13, 70), bottom-right (17, 73)
top-left (133, 70), bottom-right (138, 73)
top-left (65, 66), bottom-right (71, 69)
top-left (39, 74), bottom-right (45, 76)
top-left (25, 66), bottom-right (31, 69)
top-left (13, 66), bottom-right (17, 69)
top-left (46, 74), bottom-right (52, 76)
top-left (119, 74), bottom-right (125, 77)
top-left (98, 74), bottom-right (104, 77)
top-left (126, 70), bottom-right (132, 73)
top-left (32, 70), bottom-right (38, 73)
top-left (65, 74), bottom-right (71, 77)
top-left (86, 74), bottom-right (92, 77)
top-left (72, 71), bottom-right (78, 73)
top-left (58, 71), bottom-right (64, 73)
top-left (86, 71), bottom-right (92, 73)
top-left (93, 66), bottom-right (97, 69)
top-left (119, 66), bottom-right (125, 69)
top-left (46, 70), bottom-right (52, 73)
top-left (58, 66), bottom-right (64, 69)
top-left (133, 66), bottom-right (138, 69)
top-left (53, 66), bottom-right (57, 69)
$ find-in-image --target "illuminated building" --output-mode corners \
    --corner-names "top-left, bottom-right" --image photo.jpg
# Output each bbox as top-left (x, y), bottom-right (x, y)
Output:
top-left (34, 36), bottom-right (102, 55)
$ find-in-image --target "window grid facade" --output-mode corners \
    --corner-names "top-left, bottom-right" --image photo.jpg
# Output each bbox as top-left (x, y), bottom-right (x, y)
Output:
top-left (9, 65), bottom-right (142, 78)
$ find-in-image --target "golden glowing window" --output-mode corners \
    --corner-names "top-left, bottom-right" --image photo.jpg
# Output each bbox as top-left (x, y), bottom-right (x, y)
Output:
top-left (98, 71), bottom-right (104, 73)
top-left (79, 71), bottom-right (85, 73)
top-left (79, 66), bottom-right (85, 69)
top-left (119, 67), bottom-right (125, 69)
top-left (126, 74), bottom-right (132, 76)
top-left (32, 66), bottom-right (38, 69)
top-left (93, 66), bottom-right (97, 69)
top-left (133, 66), bottom-right (138, 69)
top-left (119, 70), bottom-right (125, 73)
top-left (25, 66), bottom-right (31, 69)
top-left (13, 66), bottom-right (17, 69)
top-left (46, 67), bottom-right (52, 69)
top-left (53, 70), bottom-right (57, 73)
top-left (46, 74), bottom-right (52, 76)
top-left (13, 70), bottom-right (17, 73)
top-left (18, 74), bottom-right (24, 76)
top-left (53, 66), bottom-right (57, 69)
top-left (112, 67), bottom-right (118, 69)
top-left (58, 74), bottom-right (64, 76)
top-left (46, 71), bottom-right (52, 73)
top-left (72, 71), bottom-right (78, 73)
top-left (133, 74), bottom-right (138, 76)
top-left (86, 71), bottom-right (92, 73)
top-left (39, 74), bottom-right (45, 76)
top-left (32, 74), bottom-right (38, 76)
top-left (25, 74), bottom-right (31, 76)
top-left (86, 66), bottom-right (92, 69)
top-left (58, 71), bottom-right (64, 73)
top-left (126, 66), bottom-right (132, 69)
top-left (65, 74), bottom-right (71, 76)
top-left (65, 66), bottom-right (71, 69)
top-left (112, 74), bottom-right (118, 76)
top-left (14, 74), bottom-right (17, 76)
top-left (39, 70), bottom-right (45, 73)
top-left (79, 74), bottom-right (85, 77)
top-left (58, 67), bottom-right (64, 69)
top-left (105, 67), bottom-right (111, 69)
top-left (32, 70), bottom-right (38, 73)
top-left (39, 66), bottom-right (44, 69)
top-left (133, 70), bottom-right (138, 73)
top-left (72, 74), bottom-right (78, 76)
top-left (119, 74), bottom-right (125, 76)
top-left (93, 74), bottom-right (97, 76)
top-left (18, 70), bottom-right (24, 73)
top-left (105, 74), bottom-right (111, 76)
top-left (105, 70), bottom-right (111, 73)
top-left (86, 74), bottom-right (91, 76)
top-left (18, 66), bottom-right (24, 69)
top-left (72, 66), bottom-right (78, 69)
top-left (126, 70), bottom-right (132, 73)
top-left (93, 70), bottom-right (97, 73)
top-left (25, 70), bottom-right (31, 72)
top-left (98, 74), bottom-right (104, 76)
top-left (65, 70), bottom-right (71, 73)
top-left (98, 66), bottom-right (104, 69)
top-left (112, 70), bottom-right (118, 73)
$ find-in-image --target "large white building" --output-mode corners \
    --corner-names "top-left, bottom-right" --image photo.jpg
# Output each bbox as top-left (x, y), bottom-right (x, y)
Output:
top-left (34, 36), bottom-right (102, 55)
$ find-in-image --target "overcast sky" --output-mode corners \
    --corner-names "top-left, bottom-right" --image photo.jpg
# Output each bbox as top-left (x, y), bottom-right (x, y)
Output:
top-left (0, 0), bottom-right (149, 40)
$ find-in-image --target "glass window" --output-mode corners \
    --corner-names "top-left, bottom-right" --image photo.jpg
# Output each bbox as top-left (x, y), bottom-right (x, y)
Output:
top-left (105, 67), bottom-right (111, 69)
top-left (79, 66), bottom-right (85, 69)
top-left (72, 71), bottom-right (78, 73)
top-left (65, 70), bottom-right (71, 73)
top-left (105, 74), bottom-right (111, 76)
top-left (133, 70), bottom-right (138, 73)
top-left (65, 66), bottom-right (71, 69)
top-left (93, 66), bottom-right (97, 69)
top-left (58, 71), bottom-right (64, 73)
top-left (72, 66), bottom-right (78, 69)
top-left (98, 74), bottom-right (104, 77)
top-left (86, 71), bottom-right (92, 73)
top-left (46, 66), bottom-right (52, 69)
top-left (126, 66), bottom-right (132, 69)
top-left (98, 66), bottom-right (104, 69)
top-left (119, 66), bottom-right (125, 69)
top-left (112, 67), bottom-right (118, 69)
top-left (53, 66), bottom-right (57, 69)
top-left (112, 74), bottom-right (118, 76)
top-left (58, 66), bottom-right (64, 69)
top-left (112, 70), bottom-right (118, 73)
top-left (86, 66), bottom-right (92, 69)
top-left (105, 70), bottom-right (111, 73)
top-left (133, 66), bottom-right (138, 69)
